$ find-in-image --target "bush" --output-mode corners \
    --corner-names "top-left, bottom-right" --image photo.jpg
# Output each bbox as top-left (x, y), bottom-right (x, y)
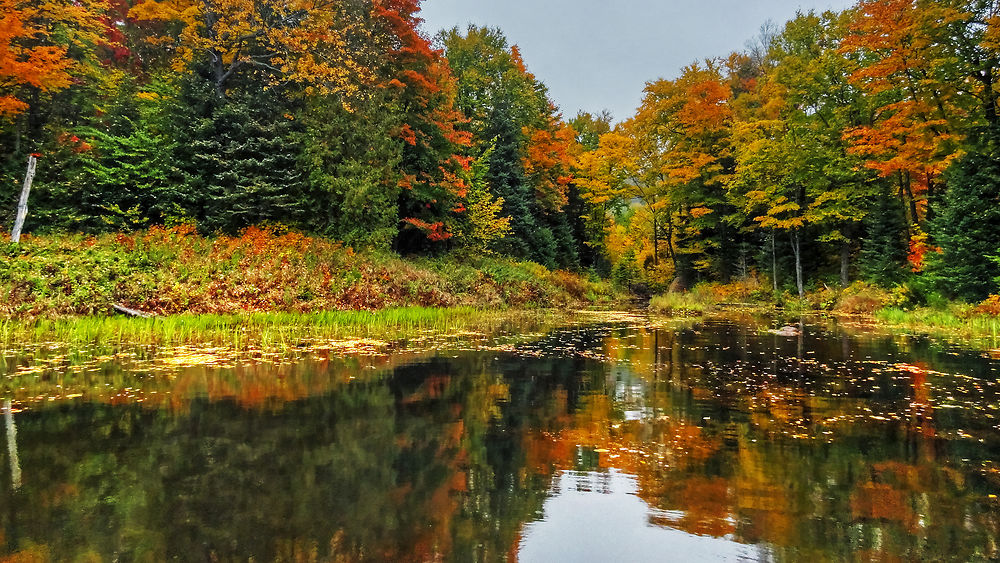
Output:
top-left (648, 291), bottom-right (715, 315)
top-left (975, 295), bottom-right (1000, 317)
top-left (0, 226), bottom-right (621, 319)
top-left (833, 281), bottom-right (895, 315)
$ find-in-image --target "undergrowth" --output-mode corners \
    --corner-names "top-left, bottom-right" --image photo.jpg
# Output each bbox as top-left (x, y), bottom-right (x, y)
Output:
top-left (0, 226), bottom-right (620, 319)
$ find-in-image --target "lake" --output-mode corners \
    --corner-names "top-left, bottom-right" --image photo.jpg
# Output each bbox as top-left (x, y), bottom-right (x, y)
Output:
top-left (1, 314), bottom-right (999, 561)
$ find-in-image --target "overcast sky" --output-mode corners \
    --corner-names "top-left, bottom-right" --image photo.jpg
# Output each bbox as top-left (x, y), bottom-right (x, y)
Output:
top-left (419, 0), bottom-right (858, 122)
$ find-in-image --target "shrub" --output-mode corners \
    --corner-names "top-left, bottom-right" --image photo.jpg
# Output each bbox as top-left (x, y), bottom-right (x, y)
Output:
top-left (975, 295), bottom-right (1000, 317)
top-left (0, 227), bottom-right (619, 319)
top-left (834, 281), bottom-right (894, 315)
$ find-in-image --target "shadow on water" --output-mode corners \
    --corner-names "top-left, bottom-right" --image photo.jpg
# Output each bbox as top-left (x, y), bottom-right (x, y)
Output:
top-left (0, 315), bottom-right (999, 561)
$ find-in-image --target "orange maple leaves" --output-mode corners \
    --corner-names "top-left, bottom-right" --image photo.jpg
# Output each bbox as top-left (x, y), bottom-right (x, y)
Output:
top-left (0, 0), bottom-right (106, 117)
top-left (522, 123), bottom-right (578, 212)
top-left (841, 0), bottom-right (965, 219)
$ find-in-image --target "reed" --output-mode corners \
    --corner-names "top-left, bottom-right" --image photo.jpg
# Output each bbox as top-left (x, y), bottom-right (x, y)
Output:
top-left (0, 307), bottom-right (556, 351)
top-left (874, 307), bottom-right (1000, 344)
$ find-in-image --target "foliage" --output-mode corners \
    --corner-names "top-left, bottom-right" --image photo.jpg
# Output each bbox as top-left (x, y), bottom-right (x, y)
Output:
top-left (648, 291), bottom-right (717, 316)
top-left (0, 226), bottom-right (620, 319)
top-left (859, 187), bottom-right (909, 287)
top-left (2, 0), bottom-right (1000, 315)
top-left (928, 129), bottom-right (1000, 301)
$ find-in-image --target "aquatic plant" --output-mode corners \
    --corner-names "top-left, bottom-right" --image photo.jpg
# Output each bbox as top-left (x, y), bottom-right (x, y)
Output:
top-left (0, 307), bottom-right (557, 351)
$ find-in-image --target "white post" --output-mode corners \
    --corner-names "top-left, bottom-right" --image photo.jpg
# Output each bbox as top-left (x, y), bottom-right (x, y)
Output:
top-left (10, 154), bottom-right (37, 243)
top-left (4, 399), bottom-right (21, 490)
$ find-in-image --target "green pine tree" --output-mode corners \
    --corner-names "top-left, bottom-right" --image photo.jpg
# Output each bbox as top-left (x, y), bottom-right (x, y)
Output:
top-left (859, 188), bottom-right (909, 287)
top-left (930, 129), bottom-right (1000, 300)
top-left (174, 79), bottom-right (307, 233)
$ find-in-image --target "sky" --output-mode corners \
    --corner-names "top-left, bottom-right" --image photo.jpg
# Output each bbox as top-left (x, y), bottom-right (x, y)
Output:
top-left (419, 0), bottom-right (858, 122)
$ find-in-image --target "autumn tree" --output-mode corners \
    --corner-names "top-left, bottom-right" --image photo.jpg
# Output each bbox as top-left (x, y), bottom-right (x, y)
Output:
top-left (624, 62), bottom-right (737, 286)
top-left (129, 0), bottom-right (375, 99)
top-left (377, 1), bottom-right (472, 250)
top-left (767, 10), bottom-right (877, 287)
top-left (0, 0), bottom-right (107, 118)
top-left (440, 25), bottom-right (580, 266)
top-left (577, 123), bottom-right (670, 280)
top-left (454, 145), bottom-right (512, 253)
top-left (840, 0), bottom-right (973, 227)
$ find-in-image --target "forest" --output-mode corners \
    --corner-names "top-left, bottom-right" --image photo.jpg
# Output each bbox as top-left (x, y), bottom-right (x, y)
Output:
top-left (3, 0), bottom-right (1000, 313)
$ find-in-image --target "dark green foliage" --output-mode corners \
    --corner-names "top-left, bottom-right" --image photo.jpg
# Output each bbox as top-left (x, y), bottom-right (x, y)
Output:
top-left (611, 248), bottom-right (641, 289)
top-left (64, 123), bottom-right (181, 231)
top-left (300, 93), bottom-right (402, 248)
top-left (547, 211), bottom-right (580, 270)
top-left (173, 80), bottom-right (307, 233)
top-left (860, 190), bottom-right (909, 287)
top-left (485, 112), bottom-right (554, 267)
top-left (929, 129), bottom-right (1000, 301)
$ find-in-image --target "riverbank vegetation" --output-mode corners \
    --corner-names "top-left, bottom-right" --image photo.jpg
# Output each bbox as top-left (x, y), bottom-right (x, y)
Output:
top-left (3, 0), bottom-right (1000, 335)
top-left (0, 226), bottom-right (617, 319)
top-left (649, 278), bottom-right (1000, 345)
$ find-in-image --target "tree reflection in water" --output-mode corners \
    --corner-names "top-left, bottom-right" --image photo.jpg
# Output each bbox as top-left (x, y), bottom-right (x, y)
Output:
top-left (0, 318), bottom-right (998, 561)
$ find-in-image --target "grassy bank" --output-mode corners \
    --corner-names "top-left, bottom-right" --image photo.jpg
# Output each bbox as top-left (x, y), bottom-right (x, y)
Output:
top-left (1, 226), bottom-right (620, 320)
top-left (873, 307), bottom-right (1000, 343)
top-left (648, 279), bottom-right (1000, 344)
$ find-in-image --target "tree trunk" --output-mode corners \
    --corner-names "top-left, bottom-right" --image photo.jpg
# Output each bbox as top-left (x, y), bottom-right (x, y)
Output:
top-left (4, 400), bottom-right (21, 490)
top-left (840, 239), bottom-right (850, 288)
top-left (10, 155), bottom-right (36, 243)
top-left (902, 170), bottom-right (919, 227)
top-left (791, 229), bottom-right (804, 299)
top-left (651, 213), bottom-right (658, 267)
top-left (771, 231), bottom-right (778, 292)
top-left (666, 213), bottom-right (676, 271)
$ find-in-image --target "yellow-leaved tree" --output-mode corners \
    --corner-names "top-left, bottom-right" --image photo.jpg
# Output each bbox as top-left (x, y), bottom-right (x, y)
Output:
top-left (129, 0), bottom-right (375, 98)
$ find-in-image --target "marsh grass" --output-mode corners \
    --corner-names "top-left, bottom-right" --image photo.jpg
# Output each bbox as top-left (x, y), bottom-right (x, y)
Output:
top-left (0, 307), bottom-right (555, 351)
top-left (648, 292), bottom-right (717, 315)
top-left (875, 307), bottom-right (1000, 345)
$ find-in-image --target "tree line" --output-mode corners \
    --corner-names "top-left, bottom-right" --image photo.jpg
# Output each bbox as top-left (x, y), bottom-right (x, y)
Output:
top-left (3, 0), bottom-right (1000, 301)
top-left (579, 1), bottom-right (1000, 302)
top-left (0, 0), bottom-right (595, 270)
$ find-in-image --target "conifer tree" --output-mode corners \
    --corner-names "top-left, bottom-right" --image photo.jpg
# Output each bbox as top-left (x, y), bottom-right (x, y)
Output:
top-left (859, 188), bottom-right (909, 287)
top-left (930, 129), bottom-right (1000, 300)
top-left (173, 79), bottom-right (307, 233)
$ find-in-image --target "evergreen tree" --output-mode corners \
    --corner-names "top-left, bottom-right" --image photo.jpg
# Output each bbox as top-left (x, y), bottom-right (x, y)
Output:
top-left (486, 111), bottom-right (544, 262)
top-left (300, 92), bottom-right (402, 248)
top-left (929, 129), bottom-right (1000, 300)
top-left (859, 188), bottom-right (909, 287)
top-left (173, 78), bottom-right (307, 233)
top-left (547, 211), bottom-right (580, 270)
top-left (19, 76), bottom-right (182, 232)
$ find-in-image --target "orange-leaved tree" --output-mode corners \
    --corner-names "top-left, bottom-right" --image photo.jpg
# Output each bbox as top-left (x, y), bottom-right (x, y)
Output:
top-left (376, 0), bottom-right (472, 248)
top-left (0, 0), bottom-right (107, 117)
top-left (840, 0), bottom-right (966, 226)
top-left (522, 119), bottom-right (578, 213)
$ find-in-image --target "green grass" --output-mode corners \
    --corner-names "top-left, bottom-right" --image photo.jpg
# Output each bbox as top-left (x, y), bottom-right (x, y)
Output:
top-left (0, 307), bottom-right (557, 351)
top-left (874, 306), bottom-right (1000, 344)
top-left (648, 292), bottom-right (717, 315)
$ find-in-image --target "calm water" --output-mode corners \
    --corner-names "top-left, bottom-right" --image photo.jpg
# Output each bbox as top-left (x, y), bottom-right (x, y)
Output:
top-left (1, 316), bottom-right (999, 561)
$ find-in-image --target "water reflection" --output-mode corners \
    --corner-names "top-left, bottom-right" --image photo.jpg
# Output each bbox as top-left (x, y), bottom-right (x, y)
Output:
top-left (1, 317), bottom-right (999, 561)
top-left (519, 470), bottom-right (760, 562)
